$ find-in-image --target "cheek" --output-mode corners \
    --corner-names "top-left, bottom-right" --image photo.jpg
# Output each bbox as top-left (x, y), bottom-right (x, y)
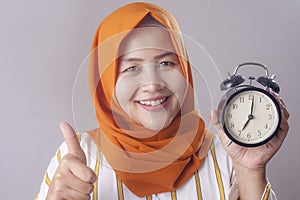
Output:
top-left (115, 76), bottom-right (140, 113)
top-left (161, 70), bottom-right (186, 103)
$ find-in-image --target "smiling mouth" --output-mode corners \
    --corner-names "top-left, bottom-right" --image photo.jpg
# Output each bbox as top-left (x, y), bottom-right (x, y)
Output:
top-left (138, 97), bottom-right (168, 107)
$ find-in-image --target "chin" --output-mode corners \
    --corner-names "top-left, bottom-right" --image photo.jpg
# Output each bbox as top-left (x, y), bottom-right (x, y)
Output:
top-left (143, 117), bottom-right (173, 131)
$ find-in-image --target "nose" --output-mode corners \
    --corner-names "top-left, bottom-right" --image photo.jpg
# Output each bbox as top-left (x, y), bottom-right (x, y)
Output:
top-left (141, 66), bottom-right (166, 92)
top-left (141, 82), bottom-right (165, 92)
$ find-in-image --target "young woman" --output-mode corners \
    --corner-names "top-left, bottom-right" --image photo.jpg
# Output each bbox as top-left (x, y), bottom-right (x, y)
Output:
top-left (36, 2), bottom-right (289, 200)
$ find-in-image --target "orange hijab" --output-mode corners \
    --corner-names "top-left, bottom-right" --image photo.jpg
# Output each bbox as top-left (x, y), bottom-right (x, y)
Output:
top-left (87, 2), bottom-right (213, 197)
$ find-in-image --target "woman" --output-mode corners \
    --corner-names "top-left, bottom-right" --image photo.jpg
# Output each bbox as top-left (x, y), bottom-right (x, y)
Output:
top-left (36, 2), bottom-right (289, 200)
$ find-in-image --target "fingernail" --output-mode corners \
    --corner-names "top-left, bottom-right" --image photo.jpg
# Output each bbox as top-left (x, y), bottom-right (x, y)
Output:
top-left (92, 175), bottom-right (97, 183)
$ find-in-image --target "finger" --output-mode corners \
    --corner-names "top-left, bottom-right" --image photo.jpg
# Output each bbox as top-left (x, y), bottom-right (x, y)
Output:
top-left (65, 190), bottom-right (90, 200)
top-left (59, 154), bottom-right (96, 184)
top-left (267, 90), bottom-right (290, 120)
top-left (209, 109), bottom-right (218, 125)
top-left (209, 109), bottom-right (223, 134)
top-left (66, 189), bottom-right (91, 200)
top-left (267, 109), bottom-right (289, 151)
top-left (64, 154), bottom-right (97, 184)
top-left (53, 186), bottom-right (91, 200)
top-left (277, 109), bottom-right (289, 141)
top-left (68, 179), bottom-right (94, 195)
top-left (48, 161), bottom-right (94, 199)
top-left (274, 94), bottom-right (290, 120)
top-left (210, 110), bottom-right (230, 146)
top-left (60, 121), bottom-right (87, 164)
top-left (62, 161), bottom-right (95, 193)
top-left (280, 104), bottom-right (290, 120)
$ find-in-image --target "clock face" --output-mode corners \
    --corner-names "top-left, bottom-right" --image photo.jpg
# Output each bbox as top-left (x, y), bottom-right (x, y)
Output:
top-left (222, 87), bottom-right (281, 147)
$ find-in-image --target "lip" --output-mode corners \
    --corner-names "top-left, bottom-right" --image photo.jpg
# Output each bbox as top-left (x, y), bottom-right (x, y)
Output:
top-left (135, 96), bottom-right (171, 112)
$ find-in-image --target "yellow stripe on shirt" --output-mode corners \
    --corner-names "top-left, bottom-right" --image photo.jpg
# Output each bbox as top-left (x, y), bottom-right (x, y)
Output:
top-left (93, 150), bottom-right (101, 200)
top-left (211, 143), bottom-right (225, 200)
top-left (229, 167), bottom-right (234, 187)
top-left (57, 149), bottom-right (61, 163)
top-left (146, 195), bottom-right (152, 200)
top-left (194, 171), bottom-right (203, 200)
top-left (171, 191), bottom-right (177, 200)
top-left (117, 176), bottom-right (124, 200)
top-left (45, 172), bottom-right (51, 187)
top-left (263, 183), bottom-right (271, 200)
top-left (76, 134), bottom-right (81, 142)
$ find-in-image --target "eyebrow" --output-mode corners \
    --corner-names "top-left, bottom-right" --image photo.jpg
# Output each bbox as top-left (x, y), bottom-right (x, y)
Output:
top-left (120, 52), bottom-right (177, 62)
top-left (154, 52), bottom-right (177, 60)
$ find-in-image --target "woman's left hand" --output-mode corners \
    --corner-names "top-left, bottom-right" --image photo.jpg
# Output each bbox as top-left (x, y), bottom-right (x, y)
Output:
top-left (210, 93), bottom-right (290, 170)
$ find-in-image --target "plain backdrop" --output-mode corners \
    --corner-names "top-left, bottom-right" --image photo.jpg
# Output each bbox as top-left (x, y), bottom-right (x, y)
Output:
top-left (0, 0), bottom-right (299, 199)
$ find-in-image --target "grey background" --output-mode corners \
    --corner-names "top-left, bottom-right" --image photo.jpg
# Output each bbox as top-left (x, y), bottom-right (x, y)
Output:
top-left (0, 0), bottom-right (299, 199)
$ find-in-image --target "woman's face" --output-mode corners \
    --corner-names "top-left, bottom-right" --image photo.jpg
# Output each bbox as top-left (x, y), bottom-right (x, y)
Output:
top-left (115, 27), bottom-right (186, 131)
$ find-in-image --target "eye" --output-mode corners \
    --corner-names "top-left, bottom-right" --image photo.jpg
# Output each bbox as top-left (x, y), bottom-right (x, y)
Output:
top-left (122, 66), bottom-right (140, 73)
top-left (158, 61), bottom-right (177, 69)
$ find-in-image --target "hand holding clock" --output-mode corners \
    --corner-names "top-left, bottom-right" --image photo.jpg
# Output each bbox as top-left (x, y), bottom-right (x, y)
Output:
top-left (210, 92), bottom-right (289, 199)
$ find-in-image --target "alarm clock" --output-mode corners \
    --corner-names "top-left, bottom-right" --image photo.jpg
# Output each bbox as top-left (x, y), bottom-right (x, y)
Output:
top-left (218, 62), bottom-right (281, 147)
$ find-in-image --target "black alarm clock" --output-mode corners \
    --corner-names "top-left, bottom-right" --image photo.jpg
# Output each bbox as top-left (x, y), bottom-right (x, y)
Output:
top-left (218, 62), bottom-right (281, 147)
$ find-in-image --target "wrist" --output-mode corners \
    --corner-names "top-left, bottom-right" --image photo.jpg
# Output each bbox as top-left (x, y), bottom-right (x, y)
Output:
top-left (233, 162), bottom-right (267, 200)
top-left (234, 161), bottom-right (266, 178)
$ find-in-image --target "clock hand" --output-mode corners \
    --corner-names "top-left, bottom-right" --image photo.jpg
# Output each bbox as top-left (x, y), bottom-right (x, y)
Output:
top-left (241, 118), bottom-right (250, 131)
top-left (250, 97), bottom-right (254, 115)
top-left (241, 97), bottom-right (255, 131)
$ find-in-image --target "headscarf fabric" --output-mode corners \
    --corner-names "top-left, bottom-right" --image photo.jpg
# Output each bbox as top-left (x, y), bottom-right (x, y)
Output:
top-left (87, 2), bottom-right (213, 197)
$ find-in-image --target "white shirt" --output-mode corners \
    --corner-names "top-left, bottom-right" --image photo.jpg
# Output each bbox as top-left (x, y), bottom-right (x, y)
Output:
top-left (35, 132), bottom-right (276, 200)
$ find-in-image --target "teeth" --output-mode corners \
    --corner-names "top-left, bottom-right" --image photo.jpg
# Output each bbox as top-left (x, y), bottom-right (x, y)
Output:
top-left (139, 97), bottom-right (167, 106)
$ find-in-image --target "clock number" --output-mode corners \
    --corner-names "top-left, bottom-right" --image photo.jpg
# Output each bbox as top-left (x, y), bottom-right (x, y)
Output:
top-left (259, 97), bottom-right (262, 103)
top-left (266, 104), bottom-right (271, 110)
top-left (265, 123), bottom-right (268, 129)
top-left (258, 130), bottom-right (262, 138)
top-left (238, 130), bottom-right (242, 136)
top-left (247, 132), bottom-right (251, 140)
top-left (268, 114), bottom-right (273, 120)
top-left (227, 113), bottom-right (232, 118)
top-left (230, 123), bottom-right (235, 129)
top-left (240, 97), bottom-right (245, 103)
top-left (232, 104), bottom-right (238, 109)
top-left (249, 94), bottom-right (254, 100)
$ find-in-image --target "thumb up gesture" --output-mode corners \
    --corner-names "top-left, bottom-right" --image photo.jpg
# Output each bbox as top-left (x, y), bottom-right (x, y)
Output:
top-left (46, 122), bottom-right (96, 200)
